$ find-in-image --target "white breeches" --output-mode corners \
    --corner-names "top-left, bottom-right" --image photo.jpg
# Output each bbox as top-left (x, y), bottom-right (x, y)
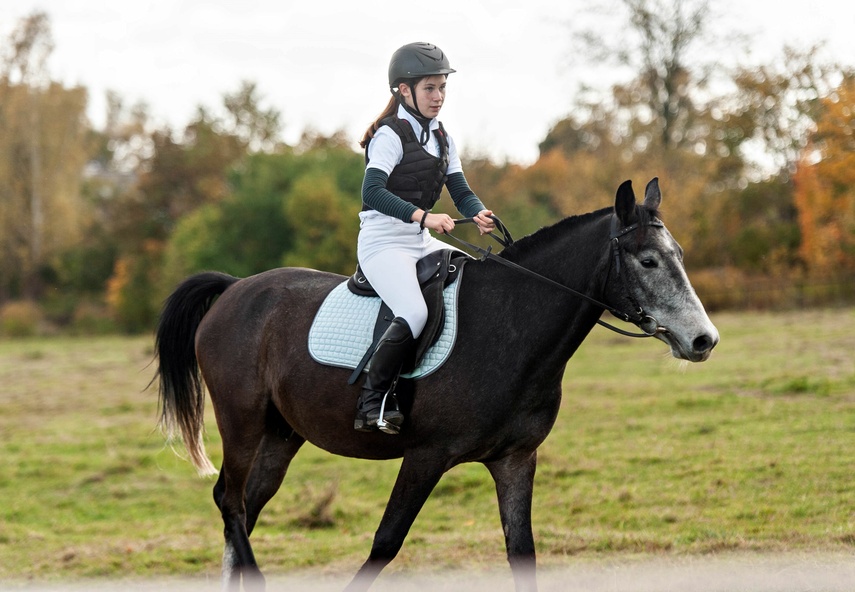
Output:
top-left (357, 211), bottom-right (458, 338)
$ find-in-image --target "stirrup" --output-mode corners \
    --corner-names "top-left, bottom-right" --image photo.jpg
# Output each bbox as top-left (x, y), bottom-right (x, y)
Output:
top-left (376, 387), bottom-right (401, 435)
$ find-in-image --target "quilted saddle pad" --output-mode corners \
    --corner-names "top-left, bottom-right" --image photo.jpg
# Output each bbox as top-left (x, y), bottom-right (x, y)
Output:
top-left (308, 274), bottom-right (462, 380)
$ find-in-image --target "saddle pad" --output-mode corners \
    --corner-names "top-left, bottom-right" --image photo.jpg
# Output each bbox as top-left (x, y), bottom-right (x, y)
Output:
top-left (308, 274), bottom-right (462, 380)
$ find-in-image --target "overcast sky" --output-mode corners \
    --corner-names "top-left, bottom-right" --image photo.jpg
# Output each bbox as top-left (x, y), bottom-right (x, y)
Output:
top-left (4, 0), bottom-right (855, 164)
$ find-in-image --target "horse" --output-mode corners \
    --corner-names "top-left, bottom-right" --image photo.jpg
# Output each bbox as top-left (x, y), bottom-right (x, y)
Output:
top-left (154, 178), bottom-right (719, 592)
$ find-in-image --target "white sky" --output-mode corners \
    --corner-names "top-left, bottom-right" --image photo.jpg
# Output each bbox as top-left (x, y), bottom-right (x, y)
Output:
top-left (3, 0), bottom-right (855, 164)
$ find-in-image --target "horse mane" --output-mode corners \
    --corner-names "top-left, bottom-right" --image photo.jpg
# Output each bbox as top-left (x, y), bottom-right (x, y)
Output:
top-left (499, 201), bottom-right (663, 262)
top-left (500, 208), bottom-right (614, 261)
top-left (498, 206), bottom-right (613, 263)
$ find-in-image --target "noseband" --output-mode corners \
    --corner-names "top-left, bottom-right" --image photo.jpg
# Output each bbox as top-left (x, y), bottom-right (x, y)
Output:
top-left (446, 216), bottom-right (668, 339)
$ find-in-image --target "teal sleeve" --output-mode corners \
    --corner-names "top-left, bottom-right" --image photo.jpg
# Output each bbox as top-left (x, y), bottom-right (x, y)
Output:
top-left (446, 171), bottom-right (486, 218)
top-left (362, 167), bottom-right (419, 223)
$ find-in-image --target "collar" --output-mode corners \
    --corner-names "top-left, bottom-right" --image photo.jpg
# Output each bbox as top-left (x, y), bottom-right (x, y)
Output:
top-left (396, 104), bottom-right (438, 145)
top-left (396, 102), bottom-right (438, 129)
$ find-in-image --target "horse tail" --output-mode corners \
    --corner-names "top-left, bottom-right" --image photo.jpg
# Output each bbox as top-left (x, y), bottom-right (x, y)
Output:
top-left (154, 271), bottom-right (239, 476)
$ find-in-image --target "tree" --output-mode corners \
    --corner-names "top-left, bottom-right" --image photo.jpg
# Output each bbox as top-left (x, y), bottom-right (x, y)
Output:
top-left (160, 134), bottom-right (365, 293)
top-left (0, 12), bottom-right (91, 300)
top-left (281, 172), bottom-right (359, 274)
top-left (222, 81), bottom-right (283, 152)
top-left (569, 0), bottom-right (724, 151)
top-left (159, 151), bottom-right (296, 290)
top-left (732, 45), bottom-right (852, 178)
top-left (793, 77), bottom-right (855, 275)
top-left (543, 0), bottom-right (830, 273)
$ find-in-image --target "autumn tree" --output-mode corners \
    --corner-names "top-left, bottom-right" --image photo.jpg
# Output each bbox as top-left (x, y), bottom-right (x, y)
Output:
top-left (793, 77), bottom-right (855, 275)
top-left (538, 0), bottom-right (846, 274)
top-left (102, 81), bottom-right (290, 330)
top-left (568, 0), bottom-right (723, 152)
top-left (0, 12), bottom-right (91, 300)
top-left (222, 81), bottom-right (282, 153)
top-left (732, 45), bottom-right (851, 177)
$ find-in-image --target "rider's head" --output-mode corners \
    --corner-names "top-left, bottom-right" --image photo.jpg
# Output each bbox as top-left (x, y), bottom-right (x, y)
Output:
top-left (388, 42), bottom-right (455, 121)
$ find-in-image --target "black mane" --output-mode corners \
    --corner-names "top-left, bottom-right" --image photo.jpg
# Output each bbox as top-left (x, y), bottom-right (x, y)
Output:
top-left (498, 207), bottom-right (612, 263)
top-left (499, 202), bottom-right (663, 262)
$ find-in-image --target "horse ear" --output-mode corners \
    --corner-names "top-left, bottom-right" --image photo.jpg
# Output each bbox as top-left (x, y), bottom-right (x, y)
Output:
top-left (643, 177), bottom-right (661, 210)
top-left (614, 180), bottom-right (636, 226)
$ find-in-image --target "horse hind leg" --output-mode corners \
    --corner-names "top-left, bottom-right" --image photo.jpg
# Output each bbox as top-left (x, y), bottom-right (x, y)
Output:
top-left (214, 402), bottom-right (305, 592)
top-left (214, 398), bottom-right (295, 592)
top-left (244, 405), bottom-right (305, 536)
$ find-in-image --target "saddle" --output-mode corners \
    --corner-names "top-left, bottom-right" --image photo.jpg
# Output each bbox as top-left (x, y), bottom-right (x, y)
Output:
top-left (345, 249), bottom-right (469, 384)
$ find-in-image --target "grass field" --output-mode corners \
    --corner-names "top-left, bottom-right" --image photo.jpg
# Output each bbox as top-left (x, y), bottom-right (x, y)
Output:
top-left (1, 308), bottom-right (853, 585)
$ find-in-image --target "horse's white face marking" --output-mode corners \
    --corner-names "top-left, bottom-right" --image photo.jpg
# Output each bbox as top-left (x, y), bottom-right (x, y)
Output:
top-left (625, 225), bottom-right (719, 362)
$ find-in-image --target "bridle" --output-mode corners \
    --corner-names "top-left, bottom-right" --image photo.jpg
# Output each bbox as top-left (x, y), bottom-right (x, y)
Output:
top-left (444, 215), bottom-right (669, 339)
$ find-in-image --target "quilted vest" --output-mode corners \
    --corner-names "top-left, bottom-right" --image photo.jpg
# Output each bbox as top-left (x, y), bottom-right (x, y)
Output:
top-left (364, 116), bottom-right (450, 212)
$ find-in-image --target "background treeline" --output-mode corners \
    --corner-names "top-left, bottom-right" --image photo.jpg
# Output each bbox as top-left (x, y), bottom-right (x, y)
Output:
top-left (1, 2), bottom-right (854, 335)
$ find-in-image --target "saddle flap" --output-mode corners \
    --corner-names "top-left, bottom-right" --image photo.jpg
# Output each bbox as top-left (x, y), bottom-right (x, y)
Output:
top-left (309, 276), bottom-right (464, 382)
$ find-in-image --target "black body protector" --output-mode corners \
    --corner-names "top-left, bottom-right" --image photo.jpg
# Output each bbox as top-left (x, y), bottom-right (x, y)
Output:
top-left (363, 115), bottom-right (450, 213)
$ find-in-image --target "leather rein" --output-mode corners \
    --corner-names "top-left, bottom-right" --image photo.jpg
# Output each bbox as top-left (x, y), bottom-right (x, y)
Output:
top-left (444, 216), bottom-right (668, 339)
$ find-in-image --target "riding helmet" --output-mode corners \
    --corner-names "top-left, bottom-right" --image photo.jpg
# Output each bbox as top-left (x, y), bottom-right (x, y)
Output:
top-left (388, 42), bottom-right (456, 89)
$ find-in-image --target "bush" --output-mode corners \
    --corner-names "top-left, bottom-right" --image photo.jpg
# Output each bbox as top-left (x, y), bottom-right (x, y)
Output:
top-left (0, 301), bottom-right (45, 337)
top-left (71, 300), bottom-right (118, 335)
top-left (689, 267), bottom-right (855, 311)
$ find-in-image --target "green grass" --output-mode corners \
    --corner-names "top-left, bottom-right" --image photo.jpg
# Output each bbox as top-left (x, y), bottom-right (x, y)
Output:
top-left (1, 308), bottom-right (854, 583)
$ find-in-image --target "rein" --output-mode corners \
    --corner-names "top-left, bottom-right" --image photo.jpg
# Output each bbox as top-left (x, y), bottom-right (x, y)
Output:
top-left (445, 216), bottom-right (667, 339)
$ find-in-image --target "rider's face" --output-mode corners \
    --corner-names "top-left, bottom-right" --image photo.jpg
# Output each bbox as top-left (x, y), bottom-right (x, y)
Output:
top-left (399, 75), bottom-right (447, 119)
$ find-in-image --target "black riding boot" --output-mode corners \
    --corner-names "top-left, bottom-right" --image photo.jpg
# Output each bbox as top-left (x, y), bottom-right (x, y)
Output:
top-left (354, 317), bottom-right (415, 434)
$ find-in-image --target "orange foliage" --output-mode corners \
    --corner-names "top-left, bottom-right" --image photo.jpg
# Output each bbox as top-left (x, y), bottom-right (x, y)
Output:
top-left (793, 79), bottom-right (855, 274)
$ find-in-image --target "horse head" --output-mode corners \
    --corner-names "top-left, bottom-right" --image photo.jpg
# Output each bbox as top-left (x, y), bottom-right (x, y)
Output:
top-left (605, 177), bottom-right (719, 362)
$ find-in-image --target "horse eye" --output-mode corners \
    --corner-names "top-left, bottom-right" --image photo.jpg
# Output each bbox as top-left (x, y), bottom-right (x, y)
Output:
top-left (640, 258), bottom-right (658, 269)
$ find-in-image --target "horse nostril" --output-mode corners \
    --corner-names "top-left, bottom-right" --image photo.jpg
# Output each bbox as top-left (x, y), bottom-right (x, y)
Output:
top-left (693, 334), bottom-right (715, 353)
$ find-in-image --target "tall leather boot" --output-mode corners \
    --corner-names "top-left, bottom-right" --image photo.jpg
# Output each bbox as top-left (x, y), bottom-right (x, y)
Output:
top-left (354, 317), bottom-right (415, 434)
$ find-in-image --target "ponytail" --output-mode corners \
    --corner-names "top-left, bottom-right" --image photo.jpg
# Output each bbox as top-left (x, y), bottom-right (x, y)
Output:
top-left (359, 96), bottom-right (399, 149)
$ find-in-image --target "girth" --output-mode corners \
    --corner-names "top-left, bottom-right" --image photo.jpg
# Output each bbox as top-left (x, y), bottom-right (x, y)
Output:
top-left (346, 249), bottom-right (468, 384)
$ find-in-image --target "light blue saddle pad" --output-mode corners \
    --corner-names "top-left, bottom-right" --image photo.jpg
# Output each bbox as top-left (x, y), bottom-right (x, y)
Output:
top-left (308, 273), bottom-right (463, 380)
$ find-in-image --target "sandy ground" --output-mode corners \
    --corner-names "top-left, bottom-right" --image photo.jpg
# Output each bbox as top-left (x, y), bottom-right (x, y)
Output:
top-left (5, 553), bottom-right (855, 592)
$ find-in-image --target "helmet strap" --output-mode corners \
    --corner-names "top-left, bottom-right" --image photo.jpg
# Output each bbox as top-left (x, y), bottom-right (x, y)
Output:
top-left (395, 82), bottom-right (431, 146)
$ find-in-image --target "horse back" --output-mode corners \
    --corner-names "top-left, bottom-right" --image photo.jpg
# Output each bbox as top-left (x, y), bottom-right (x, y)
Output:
top-left (195, 268), bottom-right (343, 386)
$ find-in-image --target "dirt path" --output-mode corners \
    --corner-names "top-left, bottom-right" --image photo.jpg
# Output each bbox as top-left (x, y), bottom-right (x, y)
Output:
top-left (10, 553), bottom-right (855, 591)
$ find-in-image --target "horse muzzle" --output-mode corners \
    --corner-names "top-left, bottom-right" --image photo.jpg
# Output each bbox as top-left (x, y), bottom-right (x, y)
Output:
top-left (660, 325), bottom-right (719, 363)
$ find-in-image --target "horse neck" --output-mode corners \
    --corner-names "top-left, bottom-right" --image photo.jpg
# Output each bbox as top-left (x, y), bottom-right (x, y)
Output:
top-left (482, 212), bottom-right (613, 369)
top-left (500, 211), bottom-right (612, 300)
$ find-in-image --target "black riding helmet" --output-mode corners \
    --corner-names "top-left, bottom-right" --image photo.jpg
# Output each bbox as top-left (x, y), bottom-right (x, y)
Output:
top-left (388, 42), bottom-right (456, 144)
top-left (388, 42), bottom-right (456, 88)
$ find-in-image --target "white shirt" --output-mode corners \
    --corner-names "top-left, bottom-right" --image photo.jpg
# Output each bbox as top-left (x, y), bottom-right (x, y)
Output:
top-left (365, 104), bottom-right (463, 176)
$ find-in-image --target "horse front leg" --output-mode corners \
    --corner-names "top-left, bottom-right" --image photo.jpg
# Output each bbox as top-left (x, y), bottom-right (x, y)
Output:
top-left (485, 450), bottom-right (538, 592)
top-left (345, 450), bottom-right (447, 592)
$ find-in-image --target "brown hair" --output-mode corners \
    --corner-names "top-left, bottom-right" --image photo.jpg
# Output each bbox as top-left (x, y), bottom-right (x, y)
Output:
top-left (359, 95), bottom-right (398, 149)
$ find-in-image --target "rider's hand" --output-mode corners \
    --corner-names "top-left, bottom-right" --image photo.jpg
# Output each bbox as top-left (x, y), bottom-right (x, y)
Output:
top-left (473, 209), bottom-right (496, 235)
top-left (415, 211), bottom-right (456, 234)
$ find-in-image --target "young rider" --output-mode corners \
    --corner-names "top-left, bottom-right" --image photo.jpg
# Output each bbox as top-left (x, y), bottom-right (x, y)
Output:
top-left (354, 42), bottom-right (496, 434)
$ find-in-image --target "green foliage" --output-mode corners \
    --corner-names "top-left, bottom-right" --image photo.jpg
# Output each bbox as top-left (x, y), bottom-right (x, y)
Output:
top-left (51, 230), bottom-right (119, 294)
top-left (161, 141), bottom-right (364, 289)
top-left (281, 172), bottom-right (359, 274)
